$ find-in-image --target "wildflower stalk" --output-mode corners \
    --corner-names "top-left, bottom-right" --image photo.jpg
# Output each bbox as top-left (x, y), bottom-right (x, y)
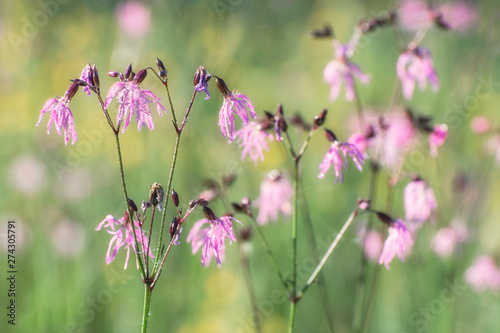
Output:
top-left (352, 162), bottom-right (379, 332)
top-left (151, 88), bottom-right (197, 278)
top-left (298, 209), bottom-right (358, 298)
top-left (142, 283), bottom-right (152, 333)
top-left (247, 215), bottom-right (289, 293)
top-left (288, 162), bottom-right (299, 333)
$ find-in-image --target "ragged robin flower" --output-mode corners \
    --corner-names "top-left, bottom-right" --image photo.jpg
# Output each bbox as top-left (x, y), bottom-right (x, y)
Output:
top-left (37, 82), bottom-right (79, 146)
top-left (104, 67), bottom-right (166, 133)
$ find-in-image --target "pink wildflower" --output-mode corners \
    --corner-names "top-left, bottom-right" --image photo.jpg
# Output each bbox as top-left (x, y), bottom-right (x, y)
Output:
top-left (319, 130), bottom-right (366, 184)
top-left (104, 69), bottom-right (166, 133)
top-left (186, 209), bottom-right (240, 267)
top-left (255, 171), bottom-right (293, 225)
top-left (233, 122), bottom-right (274, 164)
top-left (398, 0), bottom-right (435, 31)
top-left (431, 224), bottom-right (468, 259)
top-left (379, 219), bottom-right (414, 270)
top-left (79, 64), bottom-right (93, 96)
top-left (397, 47), bottom-right (439, 100)
top-left (465, 256), bottom-right (500, 293)
top-left (358, 228), bottom-right (384, 262)
top-left (437, 1), bottom-right (477, 32)
top-left (404, 178), bottom-right (437, 226)
top-left (429, 124), bottom-right (448, 157)
top-left (37, 82), bottom-right (79, 146)
top-left (95, 211), bottom-right (154, 270)
top-left (323, 42), bottom-right (370, 101)
top-left (215, 77), bottom-right (256, 142)
top-left (470, 116), bottom-right (490, 134)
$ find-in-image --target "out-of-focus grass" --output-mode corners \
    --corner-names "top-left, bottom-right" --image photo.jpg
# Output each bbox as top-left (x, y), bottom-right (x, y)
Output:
top-left (1, 0), bottom-right (500, 332)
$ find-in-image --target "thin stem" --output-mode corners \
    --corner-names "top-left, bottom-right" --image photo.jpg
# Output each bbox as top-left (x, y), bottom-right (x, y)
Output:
top-left (238, 236), bottom-right (262, 333)
top-left (114, 132), bottom-right (146, 279)
top-left (352, 163), bottom-right (379, 333)
top-left (152, 90), bottom-right (197, 277)
top-left (247, 215), bottom-right (290, 294)
top-left (288, 162), bottom-right (299, 333)
top-left (299, 186), bottom-right (335, 332)
top-left (142, 283), bottom-right (152, 333)
top-left (298, 209), bottom-right (358, 298)
top-left (145, 208), bottom-right (156, 277)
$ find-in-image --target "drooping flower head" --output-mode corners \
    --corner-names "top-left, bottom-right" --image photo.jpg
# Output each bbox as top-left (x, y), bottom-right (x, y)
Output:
top-left (429, 124), bottom-right (448, 157)
top-left (255, 170), bottom-right (293, 225)
top-left (397, 46), bottom-right (439, 100)
top-left (37, 82), bottom-right (79, 146)
top-left (323, 41), bottom-right (371, 101)
top-left (215, 77), bottom-right (256, 142)
top-left (465, 256), bottom-right (500, 293)
top-left (194, 66), bottom-right (211, 100)
top-left (186, 206), bottom-right (241, 267)
top-left (95, 210), bottom-right (154, 270)
top-left (318, 129), bottom-right (366, 184)
top-left (404, 177), bottom-right (437, 227)
top-left (377, 213), bottom-right (414, 270)
top-left (104, 66), bottom-right (166, 133)
top-left (233, 121), bottom-right (274, 164)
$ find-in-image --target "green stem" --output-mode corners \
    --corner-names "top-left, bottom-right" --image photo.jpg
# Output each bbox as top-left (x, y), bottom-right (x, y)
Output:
top-left (142, 283), bottom-right (152, 333)
top-left (352, 162), bottom-right (379, 332)
top-left (298, 209), bottom-right (358, 298)
top-left (151, 90), bottom-right (197, 278)
top-left (114, 132), bottom-right (146, 279)
top-left (247, 215), bottom-right (290, 294)
top-left (288, 162), bottom-right (299, 333)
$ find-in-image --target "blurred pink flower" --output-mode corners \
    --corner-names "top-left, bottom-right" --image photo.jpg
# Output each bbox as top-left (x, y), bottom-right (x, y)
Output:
top-left (52, 219), bottom-right (85, 258)
top-left (234, 122), bottom-right (274, 164)
top-left (96, 211), bottom-right (153, 270)
top-left (358, 228), bottom-right (384, 262)
top-left (429, 124), bottom-right (448, 157)
top-left (470, 116), bottom-right (490, 134)
top-left (371, 111), bottom-right (417, 169)
top-left (431, 225), bottom-right (468, 258)
top-left (215, 78), bottom-right (256, 142)
top-left (255, 171), bottom-right (293, 225)
top-left (437, 1), bottom-right (477, 32)
top-left (404, 178), bottom-right (437, 226)
top-left (465, 256), bottom-right (500, 293)
top-left (323, 42), bottom-right (370, 101)
top-left (397, 47), bottom-right (439, 100)
top-left (9, 154), bottom-right (45, 194)
top-left (186, 215), bottom-right (240, 267)
top-left (319, 132), bottom-right (365, 184)
top-left (348, 132), bottom-right (368, 155)
top-left (116, 1), bottom-right (151, 38)
top-left (398, 0), bottom-right (434, 31)
top-left (379, 219), bottom-right (414, 270)
top-left (37, 82), bottom-right (79, 145)
top-left (105, 69), bottom-right (166, 133)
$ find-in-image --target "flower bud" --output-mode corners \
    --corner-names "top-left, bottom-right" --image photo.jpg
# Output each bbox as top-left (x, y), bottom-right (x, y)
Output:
top-left (149, 182), bottom-right (164, 207)
top-left (324, 128), bottom-right (338, 142)
top-left (156, 58), bottom-right (167, 78)
top-left (215, 77), bottom-right (230, 96)
top-left (239, 227), bottom-right (252, 241)
top-left (170, 216), bottom-right (179, 238)
top-left (108, 71), bottom-right (119, 77)
top-left (171, 189), bottom-right (179, 207)
top-left (124, 63), bottom-right (133, 80)
top-left (134, 69), bottom-right (148, 84)
top-left (310, 23), bottom-right (333, 38)
top-left (376, 211), bottom-right (394, 226)
top-left (65, 82), bottom-right (80, 100)
top-left (357, 198), bottom-right (371, 210)
top-left (202, 206), bottom-right (218, 221)
top-left (313, 108), bottom-right (328, 129)
top-left (128, 198), bottom-right (138, 212)
top-left (91, 64), bottom-right (100, 91)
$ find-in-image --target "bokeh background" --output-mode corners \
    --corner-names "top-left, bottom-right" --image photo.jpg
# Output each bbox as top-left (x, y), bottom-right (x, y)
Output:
top-left (1, 0), bottom-right (500, 332)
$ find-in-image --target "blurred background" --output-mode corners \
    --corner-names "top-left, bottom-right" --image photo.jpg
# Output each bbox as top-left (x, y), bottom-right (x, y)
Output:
top-left (1, 0), bottom-right (500, 332)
